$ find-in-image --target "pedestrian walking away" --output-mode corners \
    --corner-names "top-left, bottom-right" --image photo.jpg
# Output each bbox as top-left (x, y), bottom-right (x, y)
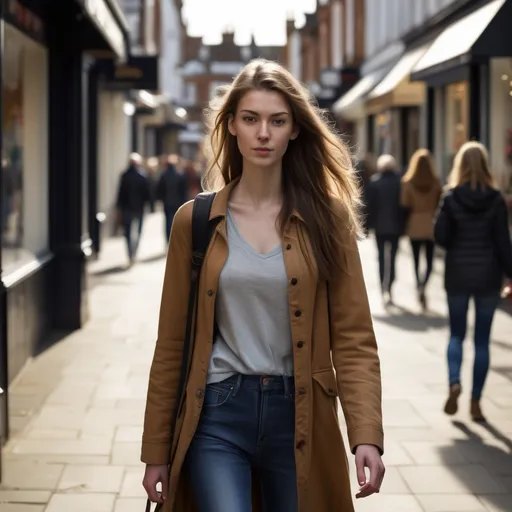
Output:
top-left (141, 58), bottom-right (385, 512)
top-left (156, 154), bottom-right (189, 242)
top-left (434, 141), bottom-right (512, 423)
top-left (115, 152), bottom-right (151, 266)
top-left (401, 148), bottom-right (442, 310)
top-left (367, 154), bottom-right (407, 306)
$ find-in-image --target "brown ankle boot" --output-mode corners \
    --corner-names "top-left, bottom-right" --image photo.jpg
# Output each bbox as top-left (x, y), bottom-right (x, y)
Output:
top-left (444, 383), bottom-right (461, 415)
top-left (470, 400), bottom-right (486, 423)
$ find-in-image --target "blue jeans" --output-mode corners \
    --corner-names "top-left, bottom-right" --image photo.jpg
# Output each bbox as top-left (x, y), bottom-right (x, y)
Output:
top-left (185, 374), bottom-right (298, 512)
top-left (447, 294), bottom-right (500, 400)
top-left (122, 211), bottom-right (143, 260)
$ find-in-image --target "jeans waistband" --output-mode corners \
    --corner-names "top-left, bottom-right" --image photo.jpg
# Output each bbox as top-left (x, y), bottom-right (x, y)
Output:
top-left (221, 374), bottom-right (294, 398)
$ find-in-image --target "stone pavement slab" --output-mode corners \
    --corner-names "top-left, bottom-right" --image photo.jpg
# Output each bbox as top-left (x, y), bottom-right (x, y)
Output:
top-left (1, 213), bottom-right (511, 511)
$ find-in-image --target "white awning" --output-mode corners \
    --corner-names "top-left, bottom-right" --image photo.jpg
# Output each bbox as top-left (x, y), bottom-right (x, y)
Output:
top-left (369, 45), bottom-right (428, 100)
top-left (412, 0), bottom-right (506, 76)
top-left (332, 69), bottom-right (387, 120)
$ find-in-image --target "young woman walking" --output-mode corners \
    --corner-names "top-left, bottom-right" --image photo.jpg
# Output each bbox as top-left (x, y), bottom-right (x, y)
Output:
top-left (141, 59), bottom-right (385, 512)
top-left (401, 149), bottom-right (442, 309)
top-left (434, 141), bottom-right (512, 422)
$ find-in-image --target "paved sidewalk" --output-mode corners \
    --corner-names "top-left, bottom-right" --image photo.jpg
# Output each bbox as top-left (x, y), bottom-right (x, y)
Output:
top-left (1, 212), bottom-right (511, 512)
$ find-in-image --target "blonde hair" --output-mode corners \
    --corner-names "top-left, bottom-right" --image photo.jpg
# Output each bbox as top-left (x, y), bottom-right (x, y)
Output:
top-left (448, 141), bottom-right (496, 190)
top-left (201, 58), bottom-right (362, 280)
top-left (402, 149), bottom-right (439, 190)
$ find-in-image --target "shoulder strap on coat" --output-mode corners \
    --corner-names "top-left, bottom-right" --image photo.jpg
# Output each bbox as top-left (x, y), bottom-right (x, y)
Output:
top-left (191, 191), bottom-right (217, 279)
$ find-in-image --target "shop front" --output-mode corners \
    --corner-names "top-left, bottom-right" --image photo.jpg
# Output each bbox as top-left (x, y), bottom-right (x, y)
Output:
top-left (411, 0), bottom-right (512, 182)
top-left (0, 0), bottom-right (128, 441)
top-left (332, 42), bottom-right (403, 161)
top-left (364, 44), bottom-right (428, 171)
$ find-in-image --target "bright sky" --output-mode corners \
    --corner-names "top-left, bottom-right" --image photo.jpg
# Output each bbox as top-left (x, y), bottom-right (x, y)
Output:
top-left (181, 0), bottom-right (318, 46)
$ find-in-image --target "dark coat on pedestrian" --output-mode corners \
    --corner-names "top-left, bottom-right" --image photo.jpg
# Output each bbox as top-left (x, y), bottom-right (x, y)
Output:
top-left (141, 179), bottom-right (384, 512)
top-left (434, 183), bottom-right (512, 294)
top-left (156, 165), bottom-right (188, 213)
top-left (116, 164), bottom-right (151, 214)
top-left (367, 170), bottom-right (406, 236)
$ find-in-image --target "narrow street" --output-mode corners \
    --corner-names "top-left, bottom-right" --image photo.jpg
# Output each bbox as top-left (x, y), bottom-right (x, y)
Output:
top-left (1, 211), bottom-right (511, 512)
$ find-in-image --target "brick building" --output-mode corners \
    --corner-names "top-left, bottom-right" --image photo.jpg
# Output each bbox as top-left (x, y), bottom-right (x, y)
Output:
top-left (178, 29), bottom-right (284, 160)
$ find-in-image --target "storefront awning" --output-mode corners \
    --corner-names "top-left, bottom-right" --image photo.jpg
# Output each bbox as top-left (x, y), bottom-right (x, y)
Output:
top-left (102, 55), bottom-right (160, 91)
top-left (365, 45), bottom-right (428, 114)
top-left (411, 0), bottom-right (510, 82)
top-left (332, 69), bottom-right (388, 121)
top-left (78, 0), bottom-right (129, 61)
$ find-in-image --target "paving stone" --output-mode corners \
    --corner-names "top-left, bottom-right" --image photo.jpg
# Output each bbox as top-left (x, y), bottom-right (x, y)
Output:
top-left (0, 460), bottom-right (64, 490)
top-left (57, 465), bottom-right (125, 493)
top-left (417, 494), bottom-right (487, 511)
top-left (0, 490), bottom-right (51, 503)
top-left (114, 498), bottom-right (148, 512)
top-left (45, 493), bottom-right (116, 512)
top-left (399, 465), bottom-right (508, 495)
top-left (0, 506), bottom-right (45, 512)
top-left (477, 495), bottom-right (512, 511)
top-left (354, 494), bottom-right (423, 511)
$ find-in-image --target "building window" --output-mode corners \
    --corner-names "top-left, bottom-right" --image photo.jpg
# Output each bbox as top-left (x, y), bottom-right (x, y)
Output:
top-left (490, 59), bottom-right (512, 202)
top-left (444, 81), bottom-right (469, 177)
top-left (2, 24), bottom-right (49, 272)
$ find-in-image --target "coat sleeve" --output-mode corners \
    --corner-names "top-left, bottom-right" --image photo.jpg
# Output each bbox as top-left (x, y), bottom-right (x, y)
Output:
top-left (433, 193), bottom-right (453, 249)
top-left (141, 201), bottom-right (193, 465)
top-left (329, 205), bottom-right (384, 455)
top-left (492, 196), bottom-right (512, 279)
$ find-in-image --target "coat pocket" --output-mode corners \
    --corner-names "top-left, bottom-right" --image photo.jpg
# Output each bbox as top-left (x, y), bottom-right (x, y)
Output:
top-left (312, 368), bottom-right (338, 396)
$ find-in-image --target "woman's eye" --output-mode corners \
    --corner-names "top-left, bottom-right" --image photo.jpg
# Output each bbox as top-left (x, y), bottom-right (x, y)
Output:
top-left (243, 116), bottom-right (256, 122)
top-left (273, 119), bottom-right (285, 126)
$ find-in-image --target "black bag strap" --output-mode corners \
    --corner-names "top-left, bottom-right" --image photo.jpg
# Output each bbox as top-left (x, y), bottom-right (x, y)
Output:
top-left (146, 192), bottom-right (217, 512)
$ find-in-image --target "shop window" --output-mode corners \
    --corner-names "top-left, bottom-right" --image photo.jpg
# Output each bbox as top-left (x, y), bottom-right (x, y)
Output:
top-left (444, 81), bottom-right (468, 177)
top-left (2, 25), bottom-right (48, 273)
top-left (490, 58), bottom-right (512, 223)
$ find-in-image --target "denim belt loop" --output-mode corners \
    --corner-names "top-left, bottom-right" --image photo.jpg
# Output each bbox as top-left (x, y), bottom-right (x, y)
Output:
top-left (232, 373), bottom-right (243, 397)
top-left (283, 375), bottom-right (291, 399)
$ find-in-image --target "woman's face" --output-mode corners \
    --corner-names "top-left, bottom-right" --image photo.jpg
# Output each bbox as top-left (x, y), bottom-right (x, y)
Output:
top-left (228, 89), bottom-right (299, 170)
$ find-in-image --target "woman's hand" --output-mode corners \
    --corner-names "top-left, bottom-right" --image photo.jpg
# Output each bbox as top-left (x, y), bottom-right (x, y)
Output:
top-left (355, 444), bottom-right (385, 499)
top-left (142, 464), bottom-right (168, 504)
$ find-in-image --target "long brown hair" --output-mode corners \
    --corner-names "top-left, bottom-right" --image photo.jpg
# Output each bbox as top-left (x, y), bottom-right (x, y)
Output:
top-left (402, 149), bottom-right (439, 191)
top-left (201, 59), bottom-right (362, 281)
top-left (448, 141), bottom-right (496, 190)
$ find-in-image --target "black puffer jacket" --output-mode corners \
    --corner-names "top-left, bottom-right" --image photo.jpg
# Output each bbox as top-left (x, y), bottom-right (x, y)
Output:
top-left (434, 184), bottom-right (512, 294)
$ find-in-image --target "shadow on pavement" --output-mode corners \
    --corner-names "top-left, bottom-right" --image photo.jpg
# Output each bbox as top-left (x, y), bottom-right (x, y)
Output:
top-left (138, 252), bottom-right (167, 264)
top-left (372, 304), bottom-right (448, 332)
top-left (435, 421), bottom-right (512, 510)
top-left (89, 264), bottom-right (128, 276)
top-left (490, 365), bottom-right (512, 384)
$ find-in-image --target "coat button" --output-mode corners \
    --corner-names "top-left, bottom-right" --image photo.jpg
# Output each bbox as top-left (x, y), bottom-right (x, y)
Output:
top-left (296, 439), bottom-right (306, 449)
top-left (294, 310), bottom-right (302, 317)
top-left (196, 389), bottom-right (204, 398)
top-left (291, 278), bottom-right (298, 285)
top-left (207, 289), bottom-right (215, 296)
top-left (297, 341), bottom-right (304, 348)
top-left (286, 244), bottom-right (292, 250)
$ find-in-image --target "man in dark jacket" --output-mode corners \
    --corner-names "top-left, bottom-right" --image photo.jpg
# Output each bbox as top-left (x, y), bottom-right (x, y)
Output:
top-left (156, 154), bottom-right (188, 242)
top-left (116, 153), bottom-right (151, 265)
top-left (367, 154), bottom-right (406, 304)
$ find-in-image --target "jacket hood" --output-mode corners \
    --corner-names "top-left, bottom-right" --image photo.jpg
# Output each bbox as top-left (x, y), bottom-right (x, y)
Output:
top-left (452, 183), bottom-right (501, 212)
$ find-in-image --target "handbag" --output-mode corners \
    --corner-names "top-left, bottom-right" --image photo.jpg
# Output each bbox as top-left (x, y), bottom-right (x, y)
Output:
top-left (146, 192), bottom-right (218, 512)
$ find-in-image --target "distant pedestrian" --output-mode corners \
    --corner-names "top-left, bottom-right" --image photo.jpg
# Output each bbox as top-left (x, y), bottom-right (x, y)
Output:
top-left (142, 58), bottom-right (384, 512)
top-left (156, 154), bottom-right (188, 242)
top-left (355, 152), bottom-right (375, 236)
top-left (401, 149), bottom-right (442, 309)
top-left (367, 154), bottom-right (407, 305)
top-left (115, 153), bottom-right (151, 265)
top-left (434, 141), bottom-right (512, 422)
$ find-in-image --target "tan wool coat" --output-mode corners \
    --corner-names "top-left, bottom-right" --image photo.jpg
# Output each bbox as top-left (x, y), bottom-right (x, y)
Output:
top-left (141, 180), bottom-right (384, 512)
top-left (401, 180), bottom-right (442, 240)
